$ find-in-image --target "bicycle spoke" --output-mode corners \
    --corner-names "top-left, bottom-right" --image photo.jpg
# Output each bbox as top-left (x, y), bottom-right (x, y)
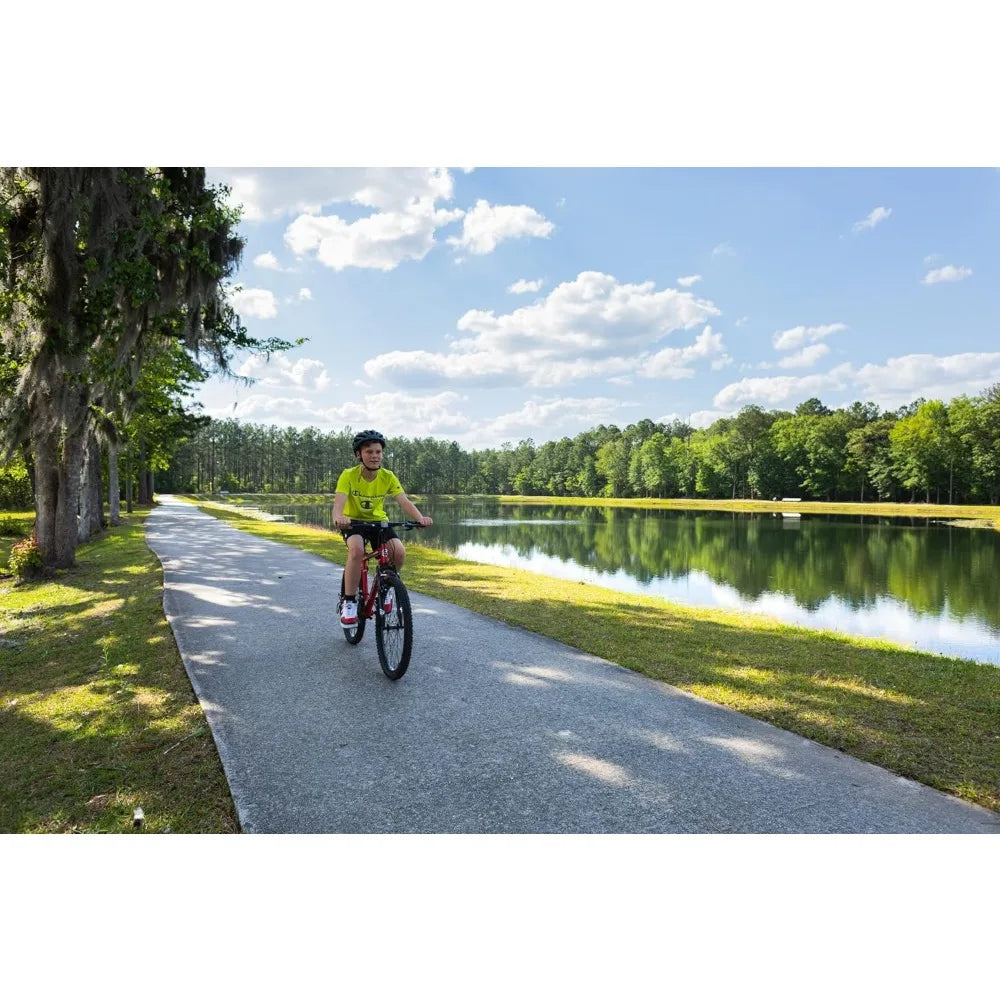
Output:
top-left (375, 577), bottom-right (413, 679)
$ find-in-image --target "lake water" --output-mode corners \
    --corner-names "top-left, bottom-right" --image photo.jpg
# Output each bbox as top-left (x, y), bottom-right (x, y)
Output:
top-left (259, 498), bottom-right (1000, 666)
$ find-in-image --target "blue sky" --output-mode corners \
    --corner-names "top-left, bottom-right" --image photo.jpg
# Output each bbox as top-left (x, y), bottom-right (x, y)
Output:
top-left (198, 167), bottom-right (999, 448)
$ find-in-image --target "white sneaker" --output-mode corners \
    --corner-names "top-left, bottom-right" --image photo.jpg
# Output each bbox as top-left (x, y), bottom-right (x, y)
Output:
top-left (341, 599), bottom-right (358, 625)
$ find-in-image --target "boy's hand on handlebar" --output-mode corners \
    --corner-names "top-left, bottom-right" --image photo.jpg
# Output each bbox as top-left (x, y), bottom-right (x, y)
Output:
top-left (416, 515), bottom-right (433, 528)
top-left (334, 514), bottom-right (352, 530)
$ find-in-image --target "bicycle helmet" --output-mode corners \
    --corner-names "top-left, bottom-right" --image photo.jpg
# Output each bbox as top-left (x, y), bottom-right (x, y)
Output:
top-left (352, 429), bottom-right (387, 453)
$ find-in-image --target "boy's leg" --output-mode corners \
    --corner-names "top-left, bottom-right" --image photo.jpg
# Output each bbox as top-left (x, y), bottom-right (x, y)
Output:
top-left (343, 534), bottom-right (365, 593)
top-left (388, 537), bottom-right (406, 570)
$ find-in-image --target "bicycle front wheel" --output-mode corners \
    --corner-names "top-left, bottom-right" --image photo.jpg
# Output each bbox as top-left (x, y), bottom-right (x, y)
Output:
top-left (339, 572), bottom-right (366, 645)
top-left (375, 574), bottom-right (413, 680)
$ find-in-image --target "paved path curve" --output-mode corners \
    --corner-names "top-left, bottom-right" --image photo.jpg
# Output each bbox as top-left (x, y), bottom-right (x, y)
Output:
top-left (146, 496), bottom-right (998, 834)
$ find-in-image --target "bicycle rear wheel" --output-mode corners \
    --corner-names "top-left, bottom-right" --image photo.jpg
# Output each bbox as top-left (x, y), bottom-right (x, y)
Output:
top-left (339, 572), bottom-right (366, 644)
top-left (375, 573), bottom-right (412, 680)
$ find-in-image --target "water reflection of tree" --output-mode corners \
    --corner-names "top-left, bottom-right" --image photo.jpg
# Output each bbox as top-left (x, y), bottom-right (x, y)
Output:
top-left (271, 499), bottom-right (997, 629)
top-left (420, 501), bottom-right (1000, 628)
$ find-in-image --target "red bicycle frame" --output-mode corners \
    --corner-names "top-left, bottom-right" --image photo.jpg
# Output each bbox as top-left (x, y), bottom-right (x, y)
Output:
top-left (343, 520), bottom-right (418, 620)
top-left (356, 532), bottom-right (397, 620)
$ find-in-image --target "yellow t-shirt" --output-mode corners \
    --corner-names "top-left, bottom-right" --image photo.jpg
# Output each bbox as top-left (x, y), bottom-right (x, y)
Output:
top-left (335, 466), bottom-right (403, 521)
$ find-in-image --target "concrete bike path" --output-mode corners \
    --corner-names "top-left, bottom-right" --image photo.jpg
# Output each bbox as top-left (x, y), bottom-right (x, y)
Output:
top-left (146, 496), bottom-right (998, 834)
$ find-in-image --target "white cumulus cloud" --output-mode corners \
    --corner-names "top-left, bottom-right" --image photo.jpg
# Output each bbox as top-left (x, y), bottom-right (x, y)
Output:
top-left (200, 387), bottom-right (636, 449)
top-left (363, 271), bottom-right (722, 390)
top-left (284, 199), bottom-right (464, 272)
top-left (216, 168), bottom-right (555, 272)
top-left (298, 288), bottom-right (312, 301)
top-left (773, 323), bottom-right (847, 351)
top-left (235, 354), bottom-right (330, 392)
top-left (640, 326), bottom-right (729, 379)
top-left (677, 275), bottom-right (702, 287)
top-left (689, 410), bottom-right (731, 428)
top-left (470, 396), bottom-right (631, 448)
top-left (508, 278), bottom-right (544, 295)
top-left (922, 264), bottom-right (972, 285)
top-left (853, 352), bottom-right (1000, 403)
top-left (211, 167), bottom-right (457, 221)
top-left (852, 206), bottom-right (892, 233)
top-left (777, 343), bottom-right (830, 369)
top-left (713, 366), bottom-right (854, 410)
top-left (204, 389), bottom-right (472, 440)
top-left (253, 252), bottom-right (282, 271)
top-left (447, 199), bottom-right (554, 255)
top-left (229, 287), bottom-right (277, 319)
top-left (200, 393), bottom-right (320, 427)
top-left (711, 350), bottom-right (1000, 415)
top-left (320, 391), bottom-right (472, 436)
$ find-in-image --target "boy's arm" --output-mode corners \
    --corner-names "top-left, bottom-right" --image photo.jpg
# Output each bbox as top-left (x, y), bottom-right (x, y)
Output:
top-left (394, 492), bottom-right (433, 527)
top-left (332, 492), bottom-right (350, 529)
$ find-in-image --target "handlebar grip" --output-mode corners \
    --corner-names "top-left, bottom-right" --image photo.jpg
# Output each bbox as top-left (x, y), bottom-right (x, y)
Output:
top-left (341, 519), bottom-right (423, 528)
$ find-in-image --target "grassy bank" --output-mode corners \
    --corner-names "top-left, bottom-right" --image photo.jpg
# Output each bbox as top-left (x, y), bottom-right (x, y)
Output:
top-left (0, 510), bottom-right (238, 833)
top-left (184, 496), bottom-right (1000, 814)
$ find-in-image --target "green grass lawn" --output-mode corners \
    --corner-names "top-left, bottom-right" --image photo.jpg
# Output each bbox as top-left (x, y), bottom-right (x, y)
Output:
top-left (0, 510), bottom-right (238, 833)
top-left (186, 496), bottom-right (1000, 814)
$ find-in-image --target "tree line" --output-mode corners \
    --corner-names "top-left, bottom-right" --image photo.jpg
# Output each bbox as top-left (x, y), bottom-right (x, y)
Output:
top-left (157, 386), bottom-right (1000, 505)
top-left (1, 168), bottom-right (293, 567)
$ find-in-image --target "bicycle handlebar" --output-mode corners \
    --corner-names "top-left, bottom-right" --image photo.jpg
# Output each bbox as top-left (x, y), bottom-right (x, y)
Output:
top-left (343, 519), bottom-right (425, 530)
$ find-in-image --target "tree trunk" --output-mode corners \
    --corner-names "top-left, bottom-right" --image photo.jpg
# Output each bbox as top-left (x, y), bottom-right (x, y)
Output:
top-left (31, 414), bottom-right (87, 568)
top-left (78, 431), bottom-right (105, 542)
top-left (55, 426), bottom-right (86, 567)
top-left (125, 446), bottom-right (133, 514)
top-left (20, 170), bottom-right (98, 569)
top-left (21, 444), bottom-right (36, 496)
top-left (32, 430), bottom-right (60, 559)
top-left (99, 448), bottom-right (107, 528)
top-left (78, 442), bottom-right (95, 543)
top-left (138, 441), bottom-right (152, 504)
top-left (108, 437), bottom-right (121, 525)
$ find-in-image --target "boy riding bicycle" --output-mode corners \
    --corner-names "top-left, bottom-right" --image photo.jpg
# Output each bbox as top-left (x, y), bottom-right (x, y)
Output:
top-left (333, 430), bottom-right (432, 625)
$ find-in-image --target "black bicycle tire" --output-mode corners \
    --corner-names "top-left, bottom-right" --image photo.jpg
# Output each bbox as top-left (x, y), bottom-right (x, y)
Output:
top-left (339, 571), bottom-right (366, 644)
top-left (375, 575), bottom-right (413, 680)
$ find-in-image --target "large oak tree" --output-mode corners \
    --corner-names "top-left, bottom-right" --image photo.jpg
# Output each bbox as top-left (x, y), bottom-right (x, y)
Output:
top-left (0, 167), bottom-right (290, 567)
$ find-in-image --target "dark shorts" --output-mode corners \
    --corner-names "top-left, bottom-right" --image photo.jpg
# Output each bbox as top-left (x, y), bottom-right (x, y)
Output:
top-left (341, 521), bottom-right (398, 549)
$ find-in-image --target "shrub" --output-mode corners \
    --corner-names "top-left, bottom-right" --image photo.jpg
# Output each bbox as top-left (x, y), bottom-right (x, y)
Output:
top-left (9, 535), bottom-right (44, 580)
top-left (0, 460), bottom-right (33, 509)
top-left (0, 516), bottom-right (29, 538)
